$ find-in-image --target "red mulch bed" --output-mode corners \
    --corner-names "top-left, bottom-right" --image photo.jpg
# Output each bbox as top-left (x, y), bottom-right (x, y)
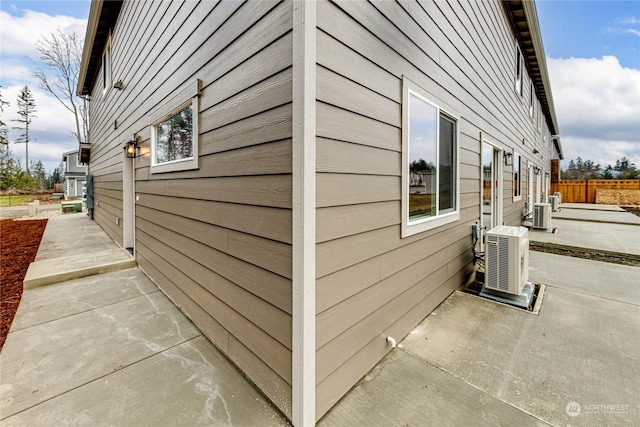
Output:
top-left (0, 218), bottom-right (47, 352)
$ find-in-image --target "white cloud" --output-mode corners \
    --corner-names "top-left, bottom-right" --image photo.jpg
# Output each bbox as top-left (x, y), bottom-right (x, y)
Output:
top-left (0, 9), bottom-right (86, 56)
top-left (624, 28), bottom-right (640, 37)
top-left (618, 17), bottom-right (640, 26)
top-left (0, 8), bottom-right (87, 172)
top-left (547, 56), bottom-right (640, 166)
top-left (3, 84), bottom-right (79, 172)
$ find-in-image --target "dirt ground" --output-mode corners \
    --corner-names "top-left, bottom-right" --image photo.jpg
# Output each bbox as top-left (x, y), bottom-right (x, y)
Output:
top-left (0, 218), bottom-right (47, 352)
top-left (622, 206), bottom-right (640, 217)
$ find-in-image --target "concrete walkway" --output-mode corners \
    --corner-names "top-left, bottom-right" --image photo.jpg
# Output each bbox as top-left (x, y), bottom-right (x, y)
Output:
top-left (529, 204), bottom-right (640, 256)
top-left (2, 207), bottom-right (639, 426)
top-left (1, 215), bottom-right (288, 426)
top-left (552, 204), bottom-right (640, 225)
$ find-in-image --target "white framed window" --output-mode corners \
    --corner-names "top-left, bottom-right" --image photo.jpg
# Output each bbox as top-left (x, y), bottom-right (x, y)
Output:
top-left (102, 34), bottom-right (112, 94)
top-left (513, 151), bottom-right (522, 201)
top-left (402, 77), bottom-right (460, 238)
top-left (515, 45), bottom-right (523, 97)
top-left (537, 101), bottom-right (542, 133)
top-left (529, 83), bottom-right (534, 117)
top-left (150, 80), bottom-right (201, 174)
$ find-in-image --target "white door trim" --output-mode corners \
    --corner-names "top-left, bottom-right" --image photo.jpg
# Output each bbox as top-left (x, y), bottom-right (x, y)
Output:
top-left (122, 147), bottom-right (135, 252)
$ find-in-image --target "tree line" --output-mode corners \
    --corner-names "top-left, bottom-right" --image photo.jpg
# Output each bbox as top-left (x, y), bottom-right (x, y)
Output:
top-left (0, 86), bottom-right (61, 190)
top-left (1, 29), bottom-right (86, 192)
top-left (561, 156), bottom-right (638, 180)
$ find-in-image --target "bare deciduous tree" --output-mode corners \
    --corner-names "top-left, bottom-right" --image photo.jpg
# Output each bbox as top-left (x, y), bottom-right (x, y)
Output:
top-left (32, 29), bottom-right (88, 145)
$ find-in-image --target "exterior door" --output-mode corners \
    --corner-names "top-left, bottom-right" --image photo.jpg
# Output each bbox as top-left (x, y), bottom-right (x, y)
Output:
top-left (482, 142), bottom-right (502, 230)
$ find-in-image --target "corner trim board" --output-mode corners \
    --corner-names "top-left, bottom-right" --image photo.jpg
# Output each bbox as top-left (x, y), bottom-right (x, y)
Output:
top-left (292, 1), bottom-right (316, 426)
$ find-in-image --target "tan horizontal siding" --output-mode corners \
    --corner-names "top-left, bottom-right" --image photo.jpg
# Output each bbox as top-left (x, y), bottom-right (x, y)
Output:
top-left (136, 238), bottom-right (292, 385)
top-left (136, 225), bottom-right (291, 349)
top-left (136, 193), bottom-right (291, 244)
top-left (135, 175), bottom-right (291, 209)
top-left (85, 1), bottom-right (294, 418)
top-left (316, 174), bottom-right (400, 208)
top-left (135, 209), bottom-right (291, 312)
top-left (312, 0), bottom-right (550, 418)
top-left (316, 264), bottom-right (472, 417)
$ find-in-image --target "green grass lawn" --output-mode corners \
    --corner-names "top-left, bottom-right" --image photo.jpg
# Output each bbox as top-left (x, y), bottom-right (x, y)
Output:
top-left (0, 195), bottom-right (33, 207)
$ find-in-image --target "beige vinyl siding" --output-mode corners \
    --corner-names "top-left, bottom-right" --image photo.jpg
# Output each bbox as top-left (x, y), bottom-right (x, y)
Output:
top-left (315, 0), bottom-right (551, 418)
top-left (87, 1), bottom-right (294, 418)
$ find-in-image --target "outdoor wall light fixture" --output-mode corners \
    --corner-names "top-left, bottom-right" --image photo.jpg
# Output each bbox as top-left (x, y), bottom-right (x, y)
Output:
top-left (503, 151), bottom-right (513, 166)
top-left (533, 148), bottom-right (540, 154)
top-left (124, 138), bottom-right (139, 158)
top-left (113, 80), bottom-right (124, 90)
top-left (533, 166), bottom-right (541, 175)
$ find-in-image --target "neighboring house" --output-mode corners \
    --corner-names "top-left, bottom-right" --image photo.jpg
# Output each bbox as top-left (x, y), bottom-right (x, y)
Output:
top-left (61, 149), bottom-right (87, 199)
top-left (77, 1), bottom-right (562, 424)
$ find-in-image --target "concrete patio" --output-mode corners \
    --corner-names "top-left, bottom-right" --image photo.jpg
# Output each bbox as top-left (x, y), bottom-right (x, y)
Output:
top-left (1, 206), bottom-right (638, 425)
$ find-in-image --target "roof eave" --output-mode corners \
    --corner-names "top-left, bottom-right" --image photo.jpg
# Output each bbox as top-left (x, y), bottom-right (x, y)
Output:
top-left (522, 0), bottom-right (560, 137)
top-left (77, 0), bottom-right (103, 96)
top-left (76, 0), bottom-right (123, 96)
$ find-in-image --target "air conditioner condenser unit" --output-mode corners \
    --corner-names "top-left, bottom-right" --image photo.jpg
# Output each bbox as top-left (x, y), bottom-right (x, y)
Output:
top-left (549, 195), bottom-right (560, 212)
top-left (533, 203), bottom-right (551, 229)
top-left (484, 226), bottom-right (529, 296)
top-left (554, 192), bottom-right (562, 204)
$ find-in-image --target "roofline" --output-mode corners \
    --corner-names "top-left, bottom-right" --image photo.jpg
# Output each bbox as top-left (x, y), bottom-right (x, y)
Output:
top-left (522, 0), bottom-right (560, 137)
top-left (553, 136), bottom-right (564, 160)
top-left (502, 0), bottom-right (562, 160)
top-left (62, 149), bottom-right (79, 157)
top-left (77, 0), bottom-right (123, 96)
top-left (77, 0), bottom-right (103, 96)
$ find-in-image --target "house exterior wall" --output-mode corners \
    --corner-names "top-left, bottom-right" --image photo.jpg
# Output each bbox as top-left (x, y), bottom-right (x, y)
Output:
top-left (314, 0), bottom-right (555, 418)
top-left (86, 1), bottom-right (294, 417)
top-left (82, 0), bottom-right (558, 423)
top-left (62, 150), bottom-right (87, 198)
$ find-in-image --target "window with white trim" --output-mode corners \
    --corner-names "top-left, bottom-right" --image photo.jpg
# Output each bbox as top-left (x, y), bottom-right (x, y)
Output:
top-left (513, 152), bottom-right (522, 201)
top-left (102, 34), bottom-right (112, 93)
top-left (529, 83), bottom-right (534, 117)
top-left (150, 80), bottom-right (200, 174)
top-left (402, 78), bottom-right (460, 237)
top-left (537, 101), bottom-right (541, 133)
top-left (515, 46), bottom-right (523, 97)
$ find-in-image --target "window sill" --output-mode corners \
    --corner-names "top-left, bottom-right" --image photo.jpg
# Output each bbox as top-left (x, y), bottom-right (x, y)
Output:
top-left (402, 211), bottom-right (460, 238)
top-left (150, 157), bottom-right (198, 174)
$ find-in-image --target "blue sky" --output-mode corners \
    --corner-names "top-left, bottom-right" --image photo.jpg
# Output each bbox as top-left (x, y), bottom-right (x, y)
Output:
top-left (537, 0), bottom-right (640, 69)
top-left (1, 0), bottom-right (639, 173)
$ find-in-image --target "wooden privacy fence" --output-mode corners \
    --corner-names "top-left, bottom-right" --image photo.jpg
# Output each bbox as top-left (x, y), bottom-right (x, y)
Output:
top-left (551, 180), bottom-right (640, 203)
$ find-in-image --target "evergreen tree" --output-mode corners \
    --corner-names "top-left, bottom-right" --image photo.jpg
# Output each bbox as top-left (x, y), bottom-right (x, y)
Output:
top-left (30, 160), bottom-right (47, 190)
top-left (11, 86), bottom-right (37, 174)
top-left (48, 161), bottom-right (64, 189)
top-left (0, 86), bottom-right (9, 146)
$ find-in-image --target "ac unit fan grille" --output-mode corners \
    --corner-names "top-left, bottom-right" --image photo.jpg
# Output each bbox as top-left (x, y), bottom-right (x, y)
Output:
top-left (534, 206), bottom-right (542, 228)
top-left (487, 235), bottom-right (510, 292)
